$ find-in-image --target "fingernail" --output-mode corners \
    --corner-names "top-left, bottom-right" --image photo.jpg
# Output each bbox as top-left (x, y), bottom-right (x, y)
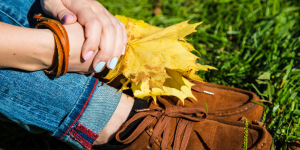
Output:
top-left (83, 51), bottom-right (94, 61)
top-left (109, 57), bottom-right (118, 70)
top-left (62, 14), bottom-right (72, 23)
top-left (94, 62), bottom-right (106, 72)
top-left (122, 45), bottom-right (126, 55)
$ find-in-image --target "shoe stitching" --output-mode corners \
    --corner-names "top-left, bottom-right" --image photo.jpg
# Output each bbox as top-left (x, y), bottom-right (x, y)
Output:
top-left (210, 103), bottom-right (256, 116)
top-left (146, 126), bottom-right (163, 148)
top-left (257, 132), bottom-right (269, 150)
top-left (190, 80), bottom-right (261, 117)
top-left (208, 118), bottom-right (270, 150)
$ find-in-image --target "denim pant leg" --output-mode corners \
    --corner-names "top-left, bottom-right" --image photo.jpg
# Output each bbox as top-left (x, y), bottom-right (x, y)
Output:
top-left (0, 0), bottom-right (122, 149)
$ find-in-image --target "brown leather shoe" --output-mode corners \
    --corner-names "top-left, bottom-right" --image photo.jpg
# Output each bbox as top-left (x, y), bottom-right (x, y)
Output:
top-left (115, 97), bottom-right (272, 150)
top-left (187, 79), bottom-right (264, 123)
top-left (289, 141), bottom-right (300, 150)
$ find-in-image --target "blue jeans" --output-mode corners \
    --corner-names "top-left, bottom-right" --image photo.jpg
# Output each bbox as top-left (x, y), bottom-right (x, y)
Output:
top-left (0, 0), bottom-right (122, 149)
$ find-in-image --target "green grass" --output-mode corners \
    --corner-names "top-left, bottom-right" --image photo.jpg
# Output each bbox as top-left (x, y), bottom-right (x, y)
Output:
top-left (1, 0), bottom-right (299, 149)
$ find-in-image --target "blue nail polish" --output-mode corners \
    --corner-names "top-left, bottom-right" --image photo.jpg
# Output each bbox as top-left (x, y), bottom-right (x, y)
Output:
top-left (94, 62), bottom-right (106, 72)
top-left (109, 57), bottom-right (118, 70)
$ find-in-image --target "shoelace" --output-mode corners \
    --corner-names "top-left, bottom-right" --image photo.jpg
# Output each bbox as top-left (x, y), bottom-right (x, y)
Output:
top-left (115, 97), bottom-right (207, 150)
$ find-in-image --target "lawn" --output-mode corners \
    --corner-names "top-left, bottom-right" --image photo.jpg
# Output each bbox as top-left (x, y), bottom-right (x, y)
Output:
top-left (0, 0), bottom-right (299, 149)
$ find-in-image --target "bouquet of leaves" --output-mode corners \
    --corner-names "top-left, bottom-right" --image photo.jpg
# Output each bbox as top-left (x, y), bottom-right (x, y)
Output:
top-left (104, 15), bottom-right (216, 103)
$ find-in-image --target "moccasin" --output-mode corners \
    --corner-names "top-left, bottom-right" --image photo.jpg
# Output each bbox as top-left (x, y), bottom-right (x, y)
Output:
top-left (289, 141), bottom-right (300, 150)
top-left (115, 97), bottom-right (272, 150)
top-left (187, 79), bottom-right (264, 123)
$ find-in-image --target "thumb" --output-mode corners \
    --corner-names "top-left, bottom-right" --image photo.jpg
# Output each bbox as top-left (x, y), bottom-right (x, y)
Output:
top-left (41, 0), bottom-right (77, 24)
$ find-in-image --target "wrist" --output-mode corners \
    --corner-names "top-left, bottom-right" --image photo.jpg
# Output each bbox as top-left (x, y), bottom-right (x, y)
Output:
top-left (38, 29), bottom-right (55, 70)
top-left (35, 29), bottom-right (56, 70)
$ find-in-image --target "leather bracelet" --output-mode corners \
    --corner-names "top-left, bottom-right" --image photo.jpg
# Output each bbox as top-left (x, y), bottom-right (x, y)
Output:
top-left (34, 14), bottom-right (69, 78)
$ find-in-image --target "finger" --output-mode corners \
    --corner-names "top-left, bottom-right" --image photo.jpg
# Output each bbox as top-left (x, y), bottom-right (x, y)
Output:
top-left (75, 7), bottom-right (102, 63)
top-left (120, 21), bottom-right (128, 55)
top-left (91, 11), bottom-right (117, 72)
top-left (41, 0), bottom-right (77, 24)
top-left (103, 11), bottom-right (125, 61)
top-left (91, 1), bottom-right (125, 59)
top-left (104, 9), bottom-right (128, 55)
top-left (104, 8), bottom-right (127, 45)
top-left (107, 18), bottom-right (123, 70)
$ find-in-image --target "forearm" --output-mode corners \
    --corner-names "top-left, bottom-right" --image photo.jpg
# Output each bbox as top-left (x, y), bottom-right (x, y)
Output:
top-left (0, 22), bottom-right (54, 71)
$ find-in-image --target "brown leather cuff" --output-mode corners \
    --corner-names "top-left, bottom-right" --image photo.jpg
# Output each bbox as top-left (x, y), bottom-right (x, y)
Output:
top-left (34, 14), bottom-right (69, 78)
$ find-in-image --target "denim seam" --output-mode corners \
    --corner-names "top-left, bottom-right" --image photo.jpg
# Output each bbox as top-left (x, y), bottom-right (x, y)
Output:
top-left (59, 78), bottom-right (98, 140)
top-left (52, 77), bottom-right (98, 139)
top-left (0, 4), bottom-right (23, 27)
top-left (75, 123), bottom-right (98, 140)
top-left (68, 124), bottom-right (99, 149)
top-left (69, 129), bottom-right (93, 149)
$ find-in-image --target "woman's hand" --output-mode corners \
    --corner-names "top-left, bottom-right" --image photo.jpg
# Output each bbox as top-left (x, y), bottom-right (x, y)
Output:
top-left (64, 22), bottom-right (95, 74)
top-left (41, 0), bottom-right (127, 72)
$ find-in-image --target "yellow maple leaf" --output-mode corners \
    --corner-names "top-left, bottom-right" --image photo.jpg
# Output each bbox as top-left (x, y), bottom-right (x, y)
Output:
top-left (105, 20), bottom-right (202, 87)
top-left (116, 15), bottom-right (152, 27)
top-left (104, 15), bottom-right (216, 103)
top-left (131, 70), bottom-right (196, 104)
top-left (116, 15), bottom-right (161, 41)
